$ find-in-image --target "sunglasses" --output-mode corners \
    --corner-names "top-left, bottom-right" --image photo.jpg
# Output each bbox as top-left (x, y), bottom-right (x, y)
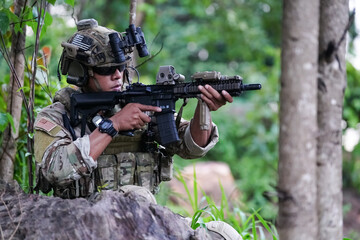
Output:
top-left (93, 65), bottom-right (125, 75)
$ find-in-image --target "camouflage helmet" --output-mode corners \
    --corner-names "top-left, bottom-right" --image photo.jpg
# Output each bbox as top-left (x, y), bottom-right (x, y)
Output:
top-left (60, 19), bottom-right (128, 86)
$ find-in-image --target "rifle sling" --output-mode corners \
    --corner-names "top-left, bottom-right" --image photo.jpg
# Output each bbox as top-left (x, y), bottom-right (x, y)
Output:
top-left (176, 98), bottom-right (188, 129)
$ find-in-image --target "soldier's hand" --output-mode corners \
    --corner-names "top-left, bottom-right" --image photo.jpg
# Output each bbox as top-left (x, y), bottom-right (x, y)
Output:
top-left (198, 84), bottom-right (233, 111)
top-left (110, 103), bottom-right (162, 131)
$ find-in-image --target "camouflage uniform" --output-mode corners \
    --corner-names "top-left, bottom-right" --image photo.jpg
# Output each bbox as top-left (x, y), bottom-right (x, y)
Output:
top-left (34, 87), bottom-right (219, 199)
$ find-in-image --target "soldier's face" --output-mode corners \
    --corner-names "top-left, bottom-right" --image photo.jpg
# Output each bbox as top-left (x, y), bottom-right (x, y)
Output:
top-left (88, 69), bottom-right (124, 92)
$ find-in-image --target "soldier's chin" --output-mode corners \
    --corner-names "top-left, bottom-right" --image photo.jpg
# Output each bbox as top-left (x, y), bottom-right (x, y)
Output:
top-left (111, 86), bottom-right (122, 92)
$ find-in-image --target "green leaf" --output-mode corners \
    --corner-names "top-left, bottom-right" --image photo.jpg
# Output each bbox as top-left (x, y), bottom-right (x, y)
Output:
top-left (37, 64), bottom-right (48, 71)
top-left (0, 10), bottom-right (9, 34)
top-left (252, 215), bottom-right (257, 240)
top-left (16, 86), bottom-right (29, 92)
top-left (175, 168), bottom-right (195, 211)
top-left (254, 211), bottom-right (278, 240)
top-left (40, 11), bottom-right (53, 39)
top-left (3, 0), bottom-right (13, 8)
top-left (7, 113), bottom-right (15, 134)
top-left (46, 0), bottom-right (56, 5)
top-left (44, 11), bottom-right (53, 26)
top-left (191, 209), bottom-right (204, 229)
top-left (28, 132), bottom-right (34, 139)
top-left (193, 165), bottom-right (198, 210)
top-left (64, 0), bottom-right (75, 7)
top-left (0, 113), bottom-right (8, 131)
top-left (2, 8), bottom-right (21, 34)
top-left (0, 113), bottom-right (15, 133)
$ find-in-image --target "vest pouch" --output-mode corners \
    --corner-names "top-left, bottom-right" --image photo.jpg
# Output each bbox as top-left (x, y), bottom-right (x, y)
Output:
top-left (76, 176), bottom-right (92, 197)
top-left (135, 153), bottom-right (157, 192)
top-left (96, 155), bottom-right (118, 190)
top-left (116, 152), bottom-right (136, 186)
top-left (52, 176), bottom-right (92, 199)
top-left (34, 166), bottom-right (53, 194)
top-left (159, 152), bottom-right (173, 182)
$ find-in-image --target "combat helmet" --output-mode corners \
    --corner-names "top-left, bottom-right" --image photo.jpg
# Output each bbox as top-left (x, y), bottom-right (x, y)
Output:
top-left (60, 19), bottom-right (130, 87)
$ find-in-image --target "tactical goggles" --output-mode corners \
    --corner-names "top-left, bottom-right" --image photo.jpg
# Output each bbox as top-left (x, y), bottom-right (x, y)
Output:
top-left (93, 65), bottom-right (125, 75)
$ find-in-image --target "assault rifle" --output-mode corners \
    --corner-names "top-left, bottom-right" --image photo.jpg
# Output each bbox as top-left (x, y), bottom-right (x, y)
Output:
top-left (70, 65), bottom-right (261, 146)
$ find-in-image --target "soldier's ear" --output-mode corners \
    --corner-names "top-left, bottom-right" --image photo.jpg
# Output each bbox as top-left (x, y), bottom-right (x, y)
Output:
top-left (65, 61), bottom-right (89, 87)
top-left (58, 52), bottom-right (89, 87)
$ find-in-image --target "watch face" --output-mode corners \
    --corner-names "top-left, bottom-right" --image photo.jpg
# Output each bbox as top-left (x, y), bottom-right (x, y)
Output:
top-left (100, 120), bottom-right (112, 129)
top-left (99, 119), bottom-right (117, 137)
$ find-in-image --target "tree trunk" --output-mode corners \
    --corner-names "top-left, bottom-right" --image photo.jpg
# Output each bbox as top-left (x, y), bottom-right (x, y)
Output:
top-left (278, 0), bottom-right (319, 239)
top-left (317, 0), bottom-right (348, 239)
top-left (0, 0), bottom-right (26, 181)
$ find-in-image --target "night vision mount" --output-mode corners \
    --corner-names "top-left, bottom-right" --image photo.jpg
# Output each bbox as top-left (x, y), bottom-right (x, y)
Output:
top-left (109, 24), bottom-right (149, 65)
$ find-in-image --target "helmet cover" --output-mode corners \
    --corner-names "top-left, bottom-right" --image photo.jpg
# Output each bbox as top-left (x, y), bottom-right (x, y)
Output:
top-left (60, 19), bottom-right (127, 76)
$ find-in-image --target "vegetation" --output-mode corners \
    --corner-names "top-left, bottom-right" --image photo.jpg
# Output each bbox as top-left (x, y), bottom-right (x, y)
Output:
top-left (0, 0), bottom-right (359, 238)
top-left (160, 168), bottom-right (280, 239)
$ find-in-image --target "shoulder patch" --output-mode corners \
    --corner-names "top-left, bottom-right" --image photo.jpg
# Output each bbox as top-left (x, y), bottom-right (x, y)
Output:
top-left (35, 117), bottom-right (57, 132)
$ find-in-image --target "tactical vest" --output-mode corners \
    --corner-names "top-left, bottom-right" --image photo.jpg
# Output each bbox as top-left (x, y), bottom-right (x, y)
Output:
top-left (38, 87), bottom-right (174, 199)
top-left (94, 131), bottom-right (174, 193)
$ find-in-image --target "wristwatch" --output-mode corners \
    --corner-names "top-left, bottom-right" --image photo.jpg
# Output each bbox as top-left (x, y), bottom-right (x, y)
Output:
top-left (98, 118), bottom-right (117, 137)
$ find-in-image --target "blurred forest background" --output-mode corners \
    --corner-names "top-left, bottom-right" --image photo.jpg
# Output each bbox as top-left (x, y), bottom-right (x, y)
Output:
top-left (1, 0), bottom-right (360, 238)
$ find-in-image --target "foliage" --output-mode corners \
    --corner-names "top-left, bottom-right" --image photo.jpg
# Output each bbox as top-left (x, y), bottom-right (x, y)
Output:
top-left (343, 62), bottom-right (360, 192)
top-left (0, 0), bottom-right (73, 190)
top-left (157, 168), bottom-right (279, 240)
top-left (344, 62), bottom-right (360, 129)
top-left (0, 112), bottom-right (14, 132)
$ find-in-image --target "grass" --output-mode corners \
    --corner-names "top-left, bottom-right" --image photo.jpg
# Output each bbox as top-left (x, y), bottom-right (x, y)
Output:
top-left (161, 166), bottom-right (355, 240)
top-left (159, 165), bottom-right (279, 240)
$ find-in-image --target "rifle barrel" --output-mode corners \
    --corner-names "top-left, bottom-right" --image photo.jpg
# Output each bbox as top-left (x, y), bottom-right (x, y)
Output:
top-left (243, 84), bottom-right (262, 91)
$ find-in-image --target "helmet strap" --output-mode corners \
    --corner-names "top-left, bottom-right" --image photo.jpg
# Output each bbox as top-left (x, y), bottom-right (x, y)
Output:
top-left (91, 76), bottom-right (103, 92)
top-left (124, 68), bottom-right (131, 85)
top-left (82, 69), bottom-right (103, 92)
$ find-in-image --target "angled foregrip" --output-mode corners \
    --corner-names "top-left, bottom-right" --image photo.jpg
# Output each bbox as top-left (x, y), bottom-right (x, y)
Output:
top-left (199, 99), bottom-right (211, 131)
top-left (155, 111), bottom-right (180, 146)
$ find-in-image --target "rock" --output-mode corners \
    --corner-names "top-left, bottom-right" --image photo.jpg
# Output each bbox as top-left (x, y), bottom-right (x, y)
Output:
top-left (0, 180), bottom-right (213, 240)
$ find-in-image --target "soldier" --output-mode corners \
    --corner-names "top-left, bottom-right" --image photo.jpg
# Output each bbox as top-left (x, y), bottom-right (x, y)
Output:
top-left (34, 19), bottom-right (241, 240)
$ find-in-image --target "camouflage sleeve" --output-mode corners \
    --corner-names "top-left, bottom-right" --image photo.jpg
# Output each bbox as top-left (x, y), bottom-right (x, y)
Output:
top-left (182, 119), bottom-right (219, 157)
top-left (165, 118), bottom-right (219, 159)
top-left (34, 102), bottom-right (97, 187)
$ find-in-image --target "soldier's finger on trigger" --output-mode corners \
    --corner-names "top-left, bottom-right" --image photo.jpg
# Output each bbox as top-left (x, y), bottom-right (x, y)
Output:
top-left (140, 112), bottom-right (151, 123)
top-left (137, 103), bottom-right (161, 112)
